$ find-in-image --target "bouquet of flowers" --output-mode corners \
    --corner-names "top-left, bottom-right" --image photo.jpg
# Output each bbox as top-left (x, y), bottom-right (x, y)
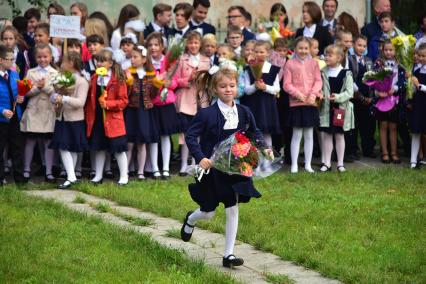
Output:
top-left (208, 131), bottom-right (282, 178)
top-left (392, 34), bottom-right (416, 99)
top-left (257, 16), bottom-right (295, 43)
top-left (51, 71), bottom-right (76, 117)
top-left (248, 59), bottom-right (264, 81)
top-left (14, 78), bottom-right (32, 113)
top-left (155, 36), bottom-right (186, 102)
top-left (363, 63), bottom-right (397, 112)
top-left (96, 67), bottom-right (108, 122)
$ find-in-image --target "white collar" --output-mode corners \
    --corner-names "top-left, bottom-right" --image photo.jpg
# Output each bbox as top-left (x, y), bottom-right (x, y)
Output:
top-left (151, 55), bottom-right (164, 70)
top-left (152, 21), bottom-right (164, 32)
top-left (234, 46), bottom-right (242, 56)
top-left (322, 19), bottom-right (335, 26)
top-left (261, 61), bottom-right (272, 73)
top-left (189, 53), bottom-right (200, 64)
top-left (0, 70), bottom-right (6, 78)
top-left (327, 65), bottom-right (343, 77)
top-left (217, 98), bottom-right (238, 129)
top-left (190, 18), bottom-right (202, 26)
top-left (418, 64), bottom-right (426, 74)
top-left (136, 67), bottom-right (146, 79)
top-left (176, 25), bottom-right (190, 34)
top-left (97, 69), bottom-right (112, 85)
top-left (36, 65), bottom-right (50, 72)
top-left (303, 24), bottom-right (317, 37)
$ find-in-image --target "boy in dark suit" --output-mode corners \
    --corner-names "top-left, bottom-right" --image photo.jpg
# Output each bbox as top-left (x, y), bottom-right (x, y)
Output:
top-left (172, 2), bottom-right (193, 40)
top-left (144, 3), bottom-right (173, 40)
top-left (349, 35), bottom-right (377, 158)
top-left (190, 0), bottom-right (216, 35)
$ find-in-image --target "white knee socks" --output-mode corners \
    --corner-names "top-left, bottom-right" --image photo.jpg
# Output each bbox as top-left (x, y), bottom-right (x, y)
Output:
top-left (335, 133), bottom-right (345, 167)
top-left (290, 128), bottom-right (303, 173)
top-left (136, 144), bottom-right (147, 175)
top-left (92, 150), bottom-right (106, 182)
top-left (224, 205), bottom-right (239, 258)
top-left (115, 151), bottom-right (128, 184)
top-left (322, 133), bottom-right (334, 167)
top-left (303, 127), bottom-right (314, 172)
top-left (185, 209), bottom-right (216, 233)
top-left (60, 150), bottom-right (77, 182)
top-left (180, 143), bottom-right (189, 173)
top-left (24, 138), bottom-right (37, 173)
top-left (161, 136), bottom-right (171, 172)
top-left (411, 134), bottom-right (421, 165)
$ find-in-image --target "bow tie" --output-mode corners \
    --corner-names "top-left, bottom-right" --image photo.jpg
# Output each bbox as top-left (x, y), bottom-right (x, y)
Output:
top-left (2, 72), bottom-right (8, 80)
top-left (175, 30), bottom-right (183, 35)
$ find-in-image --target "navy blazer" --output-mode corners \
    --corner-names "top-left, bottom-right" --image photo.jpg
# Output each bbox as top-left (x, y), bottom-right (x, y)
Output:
top-left (295, 25), bottom-right (333, 55)
top-left (361, 17), bottom-right (382, 44)
top-left (143, 22), bottom-right (173, 40)
top-left (189, 21), bottom-right (216, 35)
top-left (242, 28), bottom-right (255, 45)
top-left (185, 103), bottom-right (264, 163)
top-left (15, 51), bottom-right (27, 79)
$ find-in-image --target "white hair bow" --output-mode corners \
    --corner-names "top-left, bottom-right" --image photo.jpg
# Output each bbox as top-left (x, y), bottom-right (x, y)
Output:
top-left (219, 59), bottom-right (238, 72)
top-left (112, 49), bottom-right (126, 64)
top-left (208, 65), bottom-right (220, 75)
top-left (137, 45), bottom-right (147, 57)
top-left (122, 33), bottom-right (137, 44)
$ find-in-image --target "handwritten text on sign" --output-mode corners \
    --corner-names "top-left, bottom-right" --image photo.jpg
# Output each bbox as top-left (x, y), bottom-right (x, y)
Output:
top-left (50, 15), bottom-right (81, 38)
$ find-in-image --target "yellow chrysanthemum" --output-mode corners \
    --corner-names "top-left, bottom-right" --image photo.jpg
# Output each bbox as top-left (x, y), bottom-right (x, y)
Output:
top-left (408, 35), bottom-right (416, 45)
top-left (391, 36), bottom-right (403, 47)
top-left (152, 77), bottom-right (164, 89)
top-left (95, 67), bottom-right (108, 76)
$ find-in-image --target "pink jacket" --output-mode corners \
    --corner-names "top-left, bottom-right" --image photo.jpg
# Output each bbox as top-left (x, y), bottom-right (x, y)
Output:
top-left (152, 57), bottom-right (178, 106)
top-left (283, 57), bottom-right (323, 107)
top-left (174, 53), bottom-right (211, 116)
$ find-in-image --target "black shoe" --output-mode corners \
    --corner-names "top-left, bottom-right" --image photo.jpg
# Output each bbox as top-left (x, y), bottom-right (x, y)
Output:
top-left (222, 255), bottom-right (244, 268)
top-left (152, 171), bottom-right (161, 180)
top-left (59, 180), bottom-right (75, 189)
top-left (178, 172), bottom-right (188, 177)
top-left (75, 171), bottom-right (82, 180)
top-left (89, 171), bottom-right (96, 179)
top-left (104, 171), bottom-right (114, 179)
top-left (161, 171), bottom-right (170, 180)
top-left (180, 211), bottom-right (194, 242)
top-left (45, 174), bottom-right (56, 183)
top-left (91, 179), bottom-right (103, 185)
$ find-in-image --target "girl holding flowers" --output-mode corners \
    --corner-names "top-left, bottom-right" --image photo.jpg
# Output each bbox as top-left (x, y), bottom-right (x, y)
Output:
top-left (85, 49), bottom-right (129, 185)
top-left (181, 68), bottom-right (265, 269)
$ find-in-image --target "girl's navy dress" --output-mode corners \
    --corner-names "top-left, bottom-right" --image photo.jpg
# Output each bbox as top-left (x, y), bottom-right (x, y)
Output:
top-left (185, 103), bottom-right (264, 212)
top-left (50, 118), bottom-right (88, 152)
top-left (240, 64), bottom-right (281, 135)
top-left (408, 68), bottom-right (426, 134)
top-left (154, 104), bottom-right (184, 135)
top-left (125, 77), bottom-right (160, 144)
top-left (319, 69), bottom-right (347, 134)
top-left (89, 85), bottom-right (127, 153)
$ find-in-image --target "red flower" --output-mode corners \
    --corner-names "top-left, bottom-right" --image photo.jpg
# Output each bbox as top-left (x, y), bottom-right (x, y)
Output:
top-left (235, 132), bottom-right (250, 144)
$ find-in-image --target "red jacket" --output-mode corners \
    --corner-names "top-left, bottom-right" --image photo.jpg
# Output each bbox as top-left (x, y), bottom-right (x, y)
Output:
top-left (85, 73), bottom-right (128, 138)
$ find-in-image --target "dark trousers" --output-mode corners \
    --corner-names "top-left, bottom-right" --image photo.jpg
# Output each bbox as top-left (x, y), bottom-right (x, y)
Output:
top-left (354, 105), bottom-right (376, 155)
top-left (272, 89), bottom-right (292, 164)
top-left (0, 115), bottom-right (26, 183)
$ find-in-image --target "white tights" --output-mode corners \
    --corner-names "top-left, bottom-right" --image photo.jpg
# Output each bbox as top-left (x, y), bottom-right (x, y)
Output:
top-left (186, 205), bottom-right (239, 258)
top-left (321, 132), bottom-right (345, 167)
top-left (92, 151), bottom-right (128, 183)
top-left (290, 127), bottom-right (314, 172)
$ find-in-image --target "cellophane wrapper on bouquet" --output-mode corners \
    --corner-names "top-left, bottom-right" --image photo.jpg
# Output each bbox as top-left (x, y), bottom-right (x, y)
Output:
top-left (210, 131), bottom-right (283, 179)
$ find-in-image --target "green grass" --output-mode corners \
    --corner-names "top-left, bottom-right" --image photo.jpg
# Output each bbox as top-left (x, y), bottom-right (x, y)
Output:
top-left (165, 228), bottom-right (182, 239)
top-left (264, 272), bottom-right (295, 284)
top-left (0, 189), bottom-right (238, 284)
top-left (113, 211), bottom-right (154, 227)
top-left (73, 194), bottom-right (86, 204)
top-left (73, 168), bottom-right (426, 284)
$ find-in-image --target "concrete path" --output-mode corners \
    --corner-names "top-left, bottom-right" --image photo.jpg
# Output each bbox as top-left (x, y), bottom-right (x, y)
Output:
top-left (26, 189), bottom-right (341, 284)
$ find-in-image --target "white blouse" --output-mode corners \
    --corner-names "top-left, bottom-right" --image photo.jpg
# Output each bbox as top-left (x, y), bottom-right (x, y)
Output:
top-left (217, 99), bottom-right (239, 130)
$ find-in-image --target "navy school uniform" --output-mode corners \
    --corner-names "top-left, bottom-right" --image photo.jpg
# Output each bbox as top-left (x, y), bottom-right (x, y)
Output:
top-left (240, 63), bottom-right (281, 135)
top-left (89, 85), bottom-right (127, 153)
top-left (50, 120), bottom-right (88, 152)
top-left (154, 104), bottom-right (184, 136)
top-left (185, 103), bottom-right (264, 212)
top-left (125, 76), bottom-right (160, 144)
top-left (189, 19), bottom-right (216, 35)
top-left (408, 67), bottom-right (426, 134)
top-left (319, 69), bottom-right (349, 134)
top-left (349, 55), bottom-right (376, 155)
